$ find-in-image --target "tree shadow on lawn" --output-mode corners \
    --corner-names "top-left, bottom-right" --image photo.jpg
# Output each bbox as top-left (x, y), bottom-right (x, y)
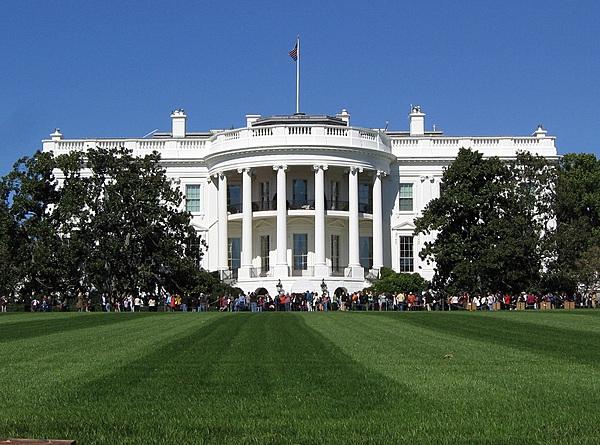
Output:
top-left (0, 312), bottom-right (155, 343)
top-left (9, 313), bottom-right (463, 444)
top-left (6, 312), bottom-right (595, 444)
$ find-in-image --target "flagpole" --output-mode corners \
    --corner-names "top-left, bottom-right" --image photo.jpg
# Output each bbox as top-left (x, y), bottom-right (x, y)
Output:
top-left (296, 35), bottom-right (300, 114)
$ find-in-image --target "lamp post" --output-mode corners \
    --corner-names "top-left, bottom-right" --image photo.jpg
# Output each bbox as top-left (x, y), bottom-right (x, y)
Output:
top-left (320, 279), bottom-right (328, 296)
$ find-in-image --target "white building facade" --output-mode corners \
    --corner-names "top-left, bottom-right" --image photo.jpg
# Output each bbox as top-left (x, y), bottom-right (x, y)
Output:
top-left (43, 107), bottom-right (558, 296)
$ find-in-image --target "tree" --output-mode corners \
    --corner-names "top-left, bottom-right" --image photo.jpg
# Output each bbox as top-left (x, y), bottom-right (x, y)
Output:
top-left (0, 146), bottom-right (206, 297)
top-left (550, 153), bottom-right (600, 293)
top-left (573, 246), bottom-right (600, 296)
top-left (3, 151), bottom-right (68, 295)
top-left (414, 148), bottom-right (557, 296)
top-left (51, 145), bottom-right (205, 294)
top-left (367, 267), bottom-right (428, 295)
top-left (0, 177), bottom-right (20, 295)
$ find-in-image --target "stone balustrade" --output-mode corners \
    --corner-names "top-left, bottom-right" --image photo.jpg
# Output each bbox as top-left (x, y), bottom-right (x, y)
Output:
top-left (43, 124), bottom-right (557, 161)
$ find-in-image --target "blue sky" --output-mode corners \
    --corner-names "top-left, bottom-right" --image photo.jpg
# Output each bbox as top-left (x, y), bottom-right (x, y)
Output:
top-left (1, 1), bottom-right (598, 177)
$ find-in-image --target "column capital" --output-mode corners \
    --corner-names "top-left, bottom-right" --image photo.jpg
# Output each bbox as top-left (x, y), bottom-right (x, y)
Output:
top-left (376, 170), bottom-right (388, 178)
top-left (273, 165), bottom-right (288, 171)
top-left (348, 166), bottom-right (363, 174)
top-left (237, 167), bottom-right (253, 175)
top-left (312, 164), bottom-right (329, 172)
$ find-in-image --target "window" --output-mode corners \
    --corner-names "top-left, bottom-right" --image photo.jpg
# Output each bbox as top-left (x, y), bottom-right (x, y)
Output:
top-left (330, 181), bottom-right (340, 210)
top-left (259, 182), bottom-right (270, 210)
top-left (228, 185), bottom-right (241, 213)
top-left (399, 236), bottom-right (414, 272)
top-left (293, 234), bottom-right (308, 270)
top-left (331, 235), bottom-right (340, 273)
top-left (293, 179), bottom-right (308, 208)
top-left (228, 237), bottom-right (241, 270)
top-left (260, 235), bottom-right (270, 273)
top-left (359, 183), bottom-right (373, 213)
top-left (399, 183), bottom-right (413, 211)
top-left (186, 185), bottom-right (201, 213)
top-left (360, 236), bottom-right (373, 269)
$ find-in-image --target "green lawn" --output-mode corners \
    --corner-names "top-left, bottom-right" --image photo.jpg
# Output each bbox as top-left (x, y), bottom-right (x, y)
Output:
top-left (1, 310), bottom-right (599, 444)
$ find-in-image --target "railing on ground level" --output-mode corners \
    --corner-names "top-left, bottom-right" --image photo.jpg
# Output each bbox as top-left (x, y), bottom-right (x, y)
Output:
top-left (220, 269), bottom-right (237, 283)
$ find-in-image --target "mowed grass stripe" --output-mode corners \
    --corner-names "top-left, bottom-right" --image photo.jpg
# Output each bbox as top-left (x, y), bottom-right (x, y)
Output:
top-left (1, 312), bottom-right (600, 444)
top-left (88, 313), bottom-right (428, 444)
top-left (2, 313), bottom-right (425, 444)
top-left (483, 309), bottom-right (600, 335)
top-left (389, 311), bottom-right (600, 367)
top-left (0, 312), bottom-right (222, 439)
top-left (0, 311), bottom-right (147, 343)
top-left (301, 312), bottom-right (600, 444)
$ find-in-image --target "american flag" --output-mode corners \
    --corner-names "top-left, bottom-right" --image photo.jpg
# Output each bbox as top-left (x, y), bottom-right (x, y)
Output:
top-left (289, 43), bottom-right (298, 61)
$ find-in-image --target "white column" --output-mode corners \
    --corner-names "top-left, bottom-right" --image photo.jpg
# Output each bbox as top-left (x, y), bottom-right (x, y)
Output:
top-left (346, 166), bottom-right (363, 277)
top-left (217, 172), bottom-right (228, 273)
top-left (314, 164), bottom-right (329, 277)
top-left (238, 168), bottom-right (253, 279)
top-left (273, 165), bottom-right (289, 277)
top-left (372, 171), bottom-right (385, 271)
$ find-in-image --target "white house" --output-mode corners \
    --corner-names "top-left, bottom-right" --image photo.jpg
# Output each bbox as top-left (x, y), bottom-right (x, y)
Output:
top-left (43, 107), bottom-right (558, 297)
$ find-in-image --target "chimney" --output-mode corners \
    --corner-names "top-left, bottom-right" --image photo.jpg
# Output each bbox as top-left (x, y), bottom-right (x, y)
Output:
top-left (50, 128), bottom-right (63, 141)
top-left (533, 124), bottom-right (547, 138)
top-left (246, 114), bottom-right (261, 127)
top-left (336, 109), bottom-right (350, 126)
top-left (171, 109), bottom-right (187, 138)
top-left (409, 106), bottom-right (425, 136)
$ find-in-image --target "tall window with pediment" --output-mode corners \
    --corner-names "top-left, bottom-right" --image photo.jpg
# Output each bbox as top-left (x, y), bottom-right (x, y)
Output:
top-left (399, 236), bottom-right (414, 272)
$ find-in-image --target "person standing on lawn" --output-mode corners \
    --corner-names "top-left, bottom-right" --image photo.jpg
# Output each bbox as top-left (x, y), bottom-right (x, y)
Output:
top-left (76, 292), bottom-right (84, 312)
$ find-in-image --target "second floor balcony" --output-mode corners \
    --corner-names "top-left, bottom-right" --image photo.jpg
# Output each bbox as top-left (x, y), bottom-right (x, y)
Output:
top-left (226, 200), bottom-right (367, 214)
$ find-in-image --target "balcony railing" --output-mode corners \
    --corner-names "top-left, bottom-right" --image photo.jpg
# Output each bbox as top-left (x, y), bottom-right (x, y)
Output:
top-left (289, 199), bottom-right (314, 210)
top-left (390, 135), bottom-right (557, 158)
top-left (227, 203), bottom-right (243, 214)
top-left (231, 199), bottom-right (362, 213)
top-left (252, 200), bottom-right (274, 211)
top-left (209, 125), bottom-right (392, 154)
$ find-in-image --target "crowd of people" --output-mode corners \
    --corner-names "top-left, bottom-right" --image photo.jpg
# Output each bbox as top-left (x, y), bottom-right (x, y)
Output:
top-left (2, 289), bottom-right (599, 313)
top-left (212, 290), bottom-right (600, 312)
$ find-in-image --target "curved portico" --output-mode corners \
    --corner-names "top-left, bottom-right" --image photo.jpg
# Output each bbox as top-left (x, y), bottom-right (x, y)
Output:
top-left (205, 114), bottom-right (395, 295)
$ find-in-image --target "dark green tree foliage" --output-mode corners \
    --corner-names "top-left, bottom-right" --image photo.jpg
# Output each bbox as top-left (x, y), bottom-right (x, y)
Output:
top-left (58, 146), bottom-right (204, 294)
top-left (4, 152), bottom-right (67, 294)
top-left (0, 177), bottom-right (21, 294)
top-left (367, 267), bottom-right (428, 295)
top-left (2, 147), bottom-right (205, 296)
top-left (551, 153), bottom-right (600, 292)
top-left (415, 148), bottom-right (557, 295)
